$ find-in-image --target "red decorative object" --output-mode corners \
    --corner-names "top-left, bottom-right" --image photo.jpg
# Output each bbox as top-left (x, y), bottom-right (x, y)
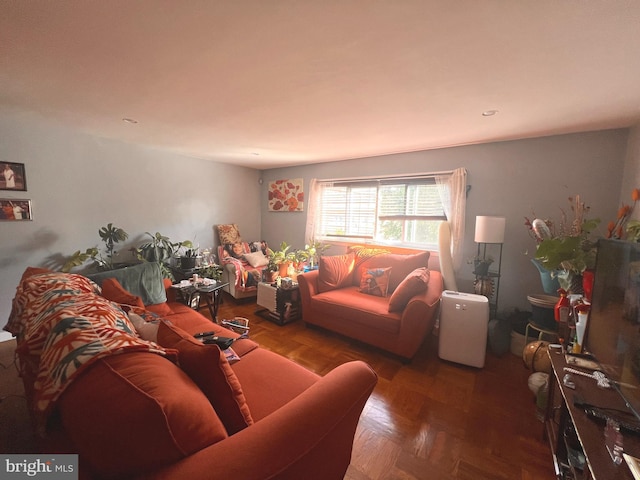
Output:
top-left (582, 269), bottom-right (595, 302)
top-left (554, 289), bottom-right (570, 323)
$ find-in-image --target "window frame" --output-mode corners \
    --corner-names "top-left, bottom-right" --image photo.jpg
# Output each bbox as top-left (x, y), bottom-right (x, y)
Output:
top-left (315, 174), bottom-right (448, 250)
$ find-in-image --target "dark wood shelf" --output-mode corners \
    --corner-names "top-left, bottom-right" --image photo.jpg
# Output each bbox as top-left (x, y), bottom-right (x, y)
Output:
top-left (545, 349), bottom-right (640, 479)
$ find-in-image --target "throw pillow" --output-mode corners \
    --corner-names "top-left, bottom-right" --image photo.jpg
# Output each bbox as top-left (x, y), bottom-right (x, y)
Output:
top-left (318, 253), bottom-right (356, 293)
top-left (363, 251), bottom-right (430, 292)
top-left (243, 250), bottom-right (269, 268)
top-left (156, 321), bottom-right (254, 435)
top-left (128, 312), bottom-right (160, 342)
top-left (388, 267), bottom-right (431, 312)
top-left (359, 267), bottom-right (392, 297)
top-left (100, 278), bottom-right (145, 308)
top-left (217, 224), bottom-right (242, 244)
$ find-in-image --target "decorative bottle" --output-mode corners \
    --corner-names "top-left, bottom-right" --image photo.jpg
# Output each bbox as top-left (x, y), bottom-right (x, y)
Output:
top-left (555, 288), bottom-right (570, 344)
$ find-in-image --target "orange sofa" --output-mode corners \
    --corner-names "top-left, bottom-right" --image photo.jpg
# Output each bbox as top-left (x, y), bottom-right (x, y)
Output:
top-left (6, 263), bottom-right (377, 480)
top-left (298, 248), bottom-right (443, 360)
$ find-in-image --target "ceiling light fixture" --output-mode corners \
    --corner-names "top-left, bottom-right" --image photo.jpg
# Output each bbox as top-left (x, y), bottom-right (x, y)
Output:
top-left (122, 117), bottom-right (138, 124)
top-left (482, 110), bottom-right (498, 117)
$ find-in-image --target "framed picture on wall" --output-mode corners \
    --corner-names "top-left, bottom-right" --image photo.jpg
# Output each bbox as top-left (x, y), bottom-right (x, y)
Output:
top-left (1, 162), bottom-right (27, 191)
top-left (0, 199), bottom-right (33, 221)
top-left (268, 178), bottom-right (304, 212)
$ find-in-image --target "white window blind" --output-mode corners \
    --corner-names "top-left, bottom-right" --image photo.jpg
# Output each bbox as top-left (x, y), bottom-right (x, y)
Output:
top-left (317, 176), bottom-right (448, 248)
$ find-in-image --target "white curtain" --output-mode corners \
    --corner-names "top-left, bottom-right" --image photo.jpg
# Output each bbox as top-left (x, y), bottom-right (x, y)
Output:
top-left (435, 167), bottom-right (467, 272)
top-left (305, 178), bottom-right (320, 244)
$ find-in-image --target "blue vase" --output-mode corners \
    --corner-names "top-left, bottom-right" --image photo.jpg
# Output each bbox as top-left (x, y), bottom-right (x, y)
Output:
top-left (531, 258), bottom-right (561, 295)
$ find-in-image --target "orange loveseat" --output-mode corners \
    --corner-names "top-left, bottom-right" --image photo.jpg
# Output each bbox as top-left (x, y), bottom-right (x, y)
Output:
top-left (298, 248), bottom-right (443, 360)
top-left (6, 263), bottom-right (377, 480)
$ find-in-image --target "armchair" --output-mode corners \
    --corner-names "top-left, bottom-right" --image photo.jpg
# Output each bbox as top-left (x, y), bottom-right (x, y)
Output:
top-left (216, 224), bottom-right (269, 300)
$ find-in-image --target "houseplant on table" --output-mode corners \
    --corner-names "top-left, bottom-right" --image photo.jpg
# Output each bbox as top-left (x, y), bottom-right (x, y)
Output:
top-left (525, 195), bottom-right (600, 294)
top-left (134, 231), bottom-right (193, 280)
top-left (62, 223), bottom-right (129, 273)
top-left (270, 241), bottom-right (297, 277)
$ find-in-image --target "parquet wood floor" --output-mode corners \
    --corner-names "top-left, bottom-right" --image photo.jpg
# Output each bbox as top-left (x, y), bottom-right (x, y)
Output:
top-left (217, 296), bottom-right (554, 480)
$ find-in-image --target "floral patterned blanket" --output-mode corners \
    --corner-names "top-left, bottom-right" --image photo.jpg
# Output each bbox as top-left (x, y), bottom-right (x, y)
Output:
top-left (6, 272), bottom-right (172, 432)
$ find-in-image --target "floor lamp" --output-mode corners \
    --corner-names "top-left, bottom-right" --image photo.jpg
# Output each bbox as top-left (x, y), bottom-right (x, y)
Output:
top-left (474, 216), bottom-right (506, 318)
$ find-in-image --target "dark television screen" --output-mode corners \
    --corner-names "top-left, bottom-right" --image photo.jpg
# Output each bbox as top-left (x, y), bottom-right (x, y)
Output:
top-left (586, 238), bottom-right (640, 419)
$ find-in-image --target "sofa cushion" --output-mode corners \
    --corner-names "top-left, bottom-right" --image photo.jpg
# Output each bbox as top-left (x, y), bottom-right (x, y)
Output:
top-left (318, 253), bottom-right (356, 293)
top-left (311, 286), bottom-right (402, 334)
top-left (88, 262), bottom-right (167, 306)
top-left (388, 267), bottom-right (431, 312)
top-left (231, 347), bottom-right (320, 421)
top-left (58, 352), bottom-right (227, 478)
top-left (358, 251), bottom-right (430, 292)
top-left (156, 321), bottom-right (254, 435)
top-left (101, 277), bottom-right (145, 308)
top-left (359, 267), bottom-right (392, 297)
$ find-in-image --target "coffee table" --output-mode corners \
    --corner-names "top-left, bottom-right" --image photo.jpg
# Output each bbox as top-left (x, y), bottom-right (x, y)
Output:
top-left (256, 281), bottom-right (301, 325)
top-left (171, 281), bottom-right (228, 323)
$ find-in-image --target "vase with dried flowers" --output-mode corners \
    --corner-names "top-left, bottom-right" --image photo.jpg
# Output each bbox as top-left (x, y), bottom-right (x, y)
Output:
top-left (525, 195), bottom-right (600, 294)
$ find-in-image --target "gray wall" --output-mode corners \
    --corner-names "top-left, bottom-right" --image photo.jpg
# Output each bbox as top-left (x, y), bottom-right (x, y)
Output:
top-left (261, 129), bottom-right (631, 316)
top-left (0, 112), bottom-right (261, 339)
top-left (1, 109), bottom-right (636, 341)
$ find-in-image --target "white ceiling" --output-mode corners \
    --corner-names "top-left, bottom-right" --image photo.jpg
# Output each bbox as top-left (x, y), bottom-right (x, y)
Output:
top-left (2, 1), bottom-right (640, 169)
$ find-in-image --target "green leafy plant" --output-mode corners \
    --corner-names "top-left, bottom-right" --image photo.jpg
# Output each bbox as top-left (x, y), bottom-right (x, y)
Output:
top-left (525, 195), bottom-right (600, 275)
top-left (62, 223), bottom-right (129, 272)
top-left (626, 220), bottom-right (640, 242)
top-left (198, 264), bottom-right (223, 281)
top-left (271, 241), bottom-right (296, 265)
top-left (472, 256), bottom-right (494, 277)
top-left (304, 240), bottom-right (330, 268)
top-left (135, 232), bottom-right (193, 279)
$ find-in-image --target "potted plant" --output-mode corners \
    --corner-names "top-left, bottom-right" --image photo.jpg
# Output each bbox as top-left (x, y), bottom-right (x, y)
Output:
top-left (134, 232), bottom-right (193, 279)
top-left (264, 255), bottom-right (280, 283)
top-left (271, 241), bottom-right (296, 277)
top-left (304, 240), bottom-right (330, 269)
top-left (472, 255), bottom-right (494, 277)
top-left (62, 223), bottom-right (129, 272)
top-left (179, 247), bottom-right (199, 270)
top-left (525, 195), bottom-right (600, 294)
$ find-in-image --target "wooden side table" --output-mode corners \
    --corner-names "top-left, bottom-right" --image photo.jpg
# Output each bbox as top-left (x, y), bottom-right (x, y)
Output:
top-left (171, 281), bottom-right (228, 323)
top-left (256, 282), bottom-right (301, 325)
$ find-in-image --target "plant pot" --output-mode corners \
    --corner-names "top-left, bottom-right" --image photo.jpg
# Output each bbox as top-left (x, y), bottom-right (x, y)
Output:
top-left (264, 270), bottom-right (279, 283)
top-left (531, 258), bottom-right (561, 295)
top-left (180, 256), bottom-right (197, 269)
top-left (278, 262), bottom-right (291, 277)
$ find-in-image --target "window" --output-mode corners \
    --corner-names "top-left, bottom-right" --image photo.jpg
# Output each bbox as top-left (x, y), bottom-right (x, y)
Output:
top-left (316, 176), bottom-right (447, 248)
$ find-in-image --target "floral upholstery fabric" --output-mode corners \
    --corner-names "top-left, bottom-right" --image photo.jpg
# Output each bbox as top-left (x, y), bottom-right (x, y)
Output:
top-left (217, 224), bottom-right (242, 244)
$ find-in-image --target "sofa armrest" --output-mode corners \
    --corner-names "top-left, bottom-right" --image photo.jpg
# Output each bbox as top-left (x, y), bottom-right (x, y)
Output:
top-left (298, 270), bottom-right (319, 315)
top-left (395, 270), bottom-right (444, 356)
top-left (137, 360), bottom-right (377, 480)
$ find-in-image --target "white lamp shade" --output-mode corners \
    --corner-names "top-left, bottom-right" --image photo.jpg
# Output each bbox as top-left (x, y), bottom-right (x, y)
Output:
top-left (475, 216), bottom-right (506, 243)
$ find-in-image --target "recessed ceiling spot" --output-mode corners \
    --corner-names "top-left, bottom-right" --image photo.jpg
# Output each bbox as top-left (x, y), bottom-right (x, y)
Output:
top-left (122, 118), bottom-right (138, 124)
top-left (482, 110), bottom-right (498, 117)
